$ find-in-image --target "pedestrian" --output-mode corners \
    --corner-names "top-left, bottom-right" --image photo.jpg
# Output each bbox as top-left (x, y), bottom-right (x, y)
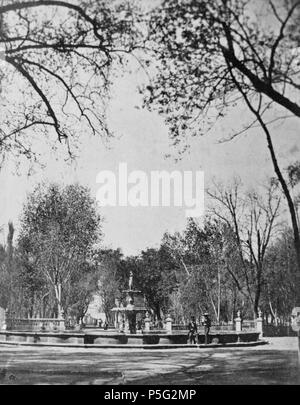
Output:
top-left (187, 316), bottom-right (198, 344)
top-left (103, 320), bottom-right (108, 330)
top-left (203, 312), bottom-right (211, 344)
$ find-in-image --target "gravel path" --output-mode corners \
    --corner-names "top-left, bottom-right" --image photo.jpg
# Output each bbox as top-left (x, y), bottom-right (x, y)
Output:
top-left (0, 337), bottom-right (299, 385)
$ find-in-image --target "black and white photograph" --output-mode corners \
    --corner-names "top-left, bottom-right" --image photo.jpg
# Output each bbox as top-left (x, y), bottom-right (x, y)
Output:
top-left (0, 0), bottom-right (300, 388)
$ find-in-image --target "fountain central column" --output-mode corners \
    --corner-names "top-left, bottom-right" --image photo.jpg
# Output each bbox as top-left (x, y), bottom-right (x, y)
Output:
top-left (111, 271), bottom-right (147, 334)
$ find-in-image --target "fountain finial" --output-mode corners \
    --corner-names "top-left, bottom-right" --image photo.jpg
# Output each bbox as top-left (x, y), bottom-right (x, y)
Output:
top-left (129, 270), bottom-right (133, 291)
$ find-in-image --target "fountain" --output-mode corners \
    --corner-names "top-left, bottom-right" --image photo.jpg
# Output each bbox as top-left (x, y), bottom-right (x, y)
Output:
top-left (111, 271), bottom-right (148, 334)
top-left (0, 272), bottom-right (263, 347)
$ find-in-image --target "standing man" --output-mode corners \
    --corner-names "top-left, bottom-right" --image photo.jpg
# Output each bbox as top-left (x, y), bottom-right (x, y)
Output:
top-left (203, 312), bottom-right (211, 344)
top-left (188, 316), bottom-right (198, 344)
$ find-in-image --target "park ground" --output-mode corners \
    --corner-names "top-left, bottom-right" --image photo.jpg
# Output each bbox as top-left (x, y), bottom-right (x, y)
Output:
top-left (0, 337), bottom-right (299, 385)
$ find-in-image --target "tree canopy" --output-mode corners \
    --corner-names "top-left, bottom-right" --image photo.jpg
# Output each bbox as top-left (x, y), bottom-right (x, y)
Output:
top-left (0, 0), bottom-right (141, 164)
top-left (145, 0), bottom-right (300, 138)
top-left (143, 0), bottom-right (300, 300)
top-left (18, 182), bottom-right (102, 316)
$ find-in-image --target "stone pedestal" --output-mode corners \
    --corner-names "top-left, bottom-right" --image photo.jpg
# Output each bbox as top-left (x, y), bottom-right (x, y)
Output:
top-left (114, 312), bottom-right (118, 329)
top-left (124, 318), bottom-right (129, 333)
top-left (144, 312), bottom-right (151, 332)
top-left (0, 307), bottom-right (5, 330)
top-left (3, 309), bottom-right (9, 330)
top-left (235, 311), bottom-right (242, 333)
top-left (58, 318), bottom-right (66, 332)
top-left (165, 314), bottom-right (172, 332)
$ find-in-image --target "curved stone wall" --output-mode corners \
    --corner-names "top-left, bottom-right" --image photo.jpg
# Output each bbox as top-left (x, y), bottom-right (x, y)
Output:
top-left (0, 330), bottom-right (260, 346)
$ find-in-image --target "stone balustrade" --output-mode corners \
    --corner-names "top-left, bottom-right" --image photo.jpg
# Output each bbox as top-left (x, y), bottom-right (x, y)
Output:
top-left (152, 310), bottom-right (263, 337)
top-left (5, 317), bottom-right (65, 332)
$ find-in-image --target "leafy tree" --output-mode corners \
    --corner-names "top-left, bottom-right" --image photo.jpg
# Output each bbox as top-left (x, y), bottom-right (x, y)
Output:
top-left (0, 242), bottom-right (8, 309)
top-left (0, 0), bottom-right (140, 163)
top-left (161, 178), bottom-right (282, 322)
top-left (174, 218), bottom-right (242, 322)
top-left (144, 0), bottom-right (300, 298)
top-left (168, 289), bottom-right (185, 324)
top-left (0, 221), bottom-right (18, 310)
top-left (15, 240), bottom-right (49, 317)
top-left (133, 246), bottom-right (179, 321)
top-left (262, 227), bottom-right (297, 323)
top-left (65, 261), bottom-right (99, 322)
top-left (162, 231), bottom-right (192, 278)
top-left (18, 182), bottom-right (102, 317)
top-left (93, 248), bottom-right (127, 323)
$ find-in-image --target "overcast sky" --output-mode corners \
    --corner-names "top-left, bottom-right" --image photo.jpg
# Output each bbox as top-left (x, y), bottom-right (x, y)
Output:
top-left (0, 1), bottom-right (299, 255)
top-left (1, 60), bottom-right (299, 256)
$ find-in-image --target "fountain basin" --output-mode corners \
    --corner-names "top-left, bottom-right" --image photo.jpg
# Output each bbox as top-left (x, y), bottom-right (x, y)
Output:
top-left (0, 330), bottom-right (261, 346)
top-left (0, 330), bottom-right (85, 344)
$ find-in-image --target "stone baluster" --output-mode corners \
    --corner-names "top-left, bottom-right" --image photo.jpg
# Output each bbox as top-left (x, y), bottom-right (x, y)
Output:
top-left (1, 309), bottom-right (8, 330)
top-left (58, 310), bottom-right (65, 332)
top-left (165, 314), bottom-right (172, 333)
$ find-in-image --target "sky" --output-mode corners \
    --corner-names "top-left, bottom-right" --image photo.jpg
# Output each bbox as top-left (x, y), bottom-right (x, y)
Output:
top-left (1, 62), bottom-right (299, 255)
top-left (0, 1), bottom-right (299, 256)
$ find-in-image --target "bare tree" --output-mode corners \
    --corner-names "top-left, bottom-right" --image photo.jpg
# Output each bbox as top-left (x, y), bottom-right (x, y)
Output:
top-left (207, 178), bottom-right (281, 316)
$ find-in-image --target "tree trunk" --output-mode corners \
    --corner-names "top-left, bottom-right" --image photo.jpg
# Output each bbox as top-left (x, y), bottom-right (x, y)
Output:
top-left (155, 303), bottom-right (161, 321)
top-left (269, 300), bottom-right (277, 325)
top-left (54, 283), bottom-right (62, 318)
top-left (253, 288), bottom-right (260, 319)
top-left (209, 294), bottom-right (218, 322)
top-left (217, 266), bottom-right (221, 323)
top-left (253, 266), bottom-right (262, 318)
top-left (232, 286), bottom-right (237, 323)
top-left (263, 128), bottom-right (300, 304)
top-left (6, 222), bottom-right (14, 310)
top-left (226, 61), bottom-right (300, 305)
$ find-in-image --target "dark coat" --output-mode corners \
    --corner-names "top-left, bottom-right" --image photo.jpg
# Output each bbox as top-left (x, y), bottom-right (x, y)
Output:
top-left (203, 316), bottom-right (211, 328)
top-left (188, 320), bottom-right (197, 333)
